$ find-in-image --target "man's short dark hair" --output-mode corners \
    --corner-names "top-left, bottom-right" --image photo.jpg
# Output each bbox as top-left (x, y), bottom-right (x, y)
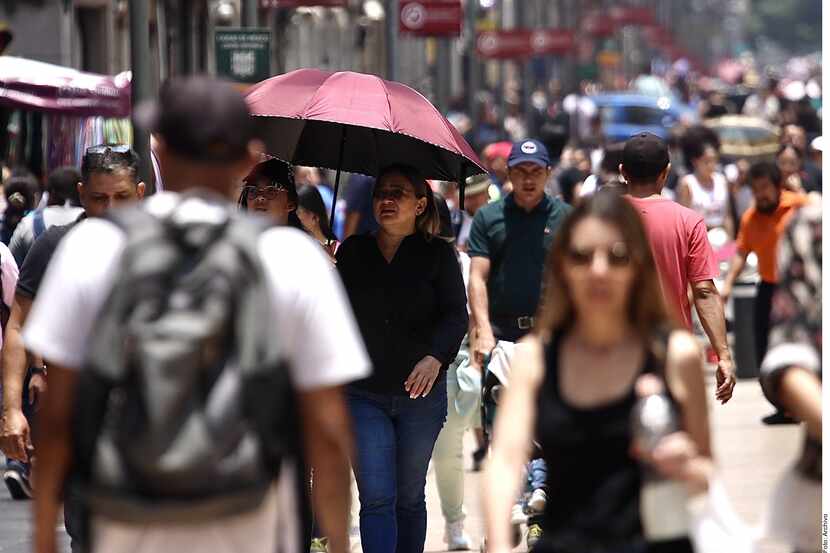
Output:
top-left (621, 133), bottom-right (669, 182)
top-left (46, 166), bottom-right (82, 206)
top-left (748, 161), bottom-right (782, 187)
top-left (81, 145), bottom-right (140, 185)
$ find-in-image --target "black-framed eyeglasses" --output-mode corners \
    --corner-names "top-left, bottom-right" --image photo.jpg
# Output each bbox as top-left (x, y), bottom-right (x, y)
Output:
top-left (244, 184), bottom-right (288, 200)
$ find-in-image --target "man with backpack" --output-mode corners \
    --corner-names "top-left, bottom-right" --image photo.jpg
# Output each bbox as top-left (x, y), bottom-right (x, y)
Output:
top-left (23, 76), bottom-right (368, 553)
top-left (8, 165), bottom-right (84, 266)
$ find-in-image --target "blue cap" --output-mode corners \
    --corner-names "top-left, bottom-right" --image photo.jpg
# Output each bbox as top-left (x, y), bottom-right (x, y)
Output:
top-left (507, 139), bottom-right (551, 168)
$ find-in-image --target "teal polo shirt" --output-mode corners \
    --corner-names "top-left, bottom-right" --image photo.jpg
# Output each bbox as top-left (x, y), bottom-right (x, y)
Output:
top-left (467, 193), bottom-right (571, 318)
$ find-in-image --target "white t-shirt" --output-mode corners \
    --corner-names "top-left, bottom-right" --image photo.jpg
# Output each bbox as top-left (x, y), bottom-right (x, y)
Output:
top-left (683, 172), bottom-right (729, 229)
top-left (23, 193), bottom-right (371, 553)
top-left (0, 240), bottom-right (19, 350)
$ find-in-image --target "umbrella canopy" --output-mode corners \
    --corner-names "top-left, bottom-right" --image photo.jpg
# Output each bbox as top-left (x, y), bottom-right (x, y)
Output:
top-left (245, 69), bottom-right (485, 183)
top-left (0, 56), bottom-right (131, 117)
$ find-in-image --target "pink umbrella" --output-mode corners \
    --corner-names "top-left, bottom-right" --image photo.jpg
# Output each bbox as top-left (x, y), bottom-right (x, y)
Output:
top-left (0, 56), bottom-right (131, 117)
top-left (245, 69), bottom-right (486, 220)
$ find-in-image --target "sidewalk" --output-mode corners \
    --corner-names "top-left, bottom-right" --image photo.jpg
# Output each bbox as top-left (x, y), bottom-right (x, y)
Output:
top-left (0, 379), bottom-right (806, 553)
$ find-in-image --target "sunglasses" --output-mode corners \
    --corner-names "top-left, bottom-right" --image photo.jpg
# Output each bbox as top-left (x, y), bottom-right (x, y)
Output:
top-left (566, 242), bottom-right (631, 268)
top-left (244, 184), bottom-right (288, 200)
top-left (85, 144), bottom-right (133, 161)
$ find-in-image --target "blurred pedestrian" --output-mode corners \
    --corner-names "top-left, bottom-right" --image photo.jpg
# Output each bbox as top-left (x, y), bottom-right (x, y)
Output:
top-left (455, 174), bottom-right (492, 251)
top-left (776, 144), bottom-right (818, 194)
top-left (8, 166), bottom-right (83, 266)
top-left (296, 183), bottom-right (340, 260)
top-left (742, 77), bottom-right (781, 122)
top-left (758, 199), bottom-right (821, 552)
top-left (468, 139), bottom-right (571, 363)
top-left (343, 174), bottom-right (378, 239)
top-left (622, 133), bottom-right (735, 404)
top-left (0, 175), bottom-right (37, 245)
top-left (430, 192), bottom-right (477, 550)
top-left (1, 145), bottom-right (145, 551)
top-left (24, 76), bottom-right (367, 553)
top-left (238, 158), bottom-right (303, 229)
top-left (780, 124), bottom-right (821, 192)
top-left (721, 161), bottom-right (809, 425)
top-left (484, 190), bottom-right (712, 553)
top-left (556, 167), bottom-right (588, 206)
top-left (335, 164), bottom-right (468, 553)
top-left (677, 142), bottom-right (733, 236)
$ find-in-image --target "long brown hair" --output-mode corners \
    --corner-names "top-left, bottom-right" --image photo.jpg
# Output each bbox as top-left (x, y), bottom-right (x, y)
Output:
top-left (376, 164), bottom-right (439, 238)
top-left (534, 189), bottom-right (673, 347)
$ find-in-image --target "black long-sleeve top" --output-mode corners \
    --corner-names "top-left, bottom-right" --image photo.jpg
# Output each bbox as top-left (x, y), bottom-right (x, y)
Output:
top-left (336, 232), bottom-right (468, 395)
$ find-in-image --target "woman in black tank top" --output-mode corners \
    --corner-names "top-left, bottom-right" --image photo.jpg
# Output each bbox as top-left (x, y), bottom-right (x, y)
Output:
top-left (483, 191), bottom-right (715, 553)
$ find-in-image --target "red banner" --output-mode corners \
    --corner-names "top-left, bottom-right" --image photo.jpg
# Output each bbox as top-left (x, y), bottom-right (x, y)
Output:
top-left (399, 0), bottom-right (462, 36)
top-left (609, 6), bottom-right (655, 26)
top-left (260, 0), bottom-right (347, 7)
top-left (581, 12), bottom-right (616, 37)
top-left (476, 29), bottom-right (575, 59)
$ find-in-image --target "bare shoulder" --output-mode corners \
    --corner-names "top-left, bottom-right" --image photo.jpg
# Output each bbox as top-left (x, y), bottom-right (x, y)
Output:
top-left (667, 329), bottom-right (702, 361)
top-left (513, 334), bottom-right (546, 387)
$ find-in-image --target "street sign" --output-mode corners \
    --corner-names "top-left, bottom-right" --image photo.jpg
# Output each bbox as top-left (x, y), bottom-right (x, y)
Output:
top-left (475, 29), bottom-right (574, 59)
top-left (260, 0), bottom-right (346, 7)
top-left (215, 29), bottom-right (271, 84)
top-left (399, 0), bottom-right (462, 37)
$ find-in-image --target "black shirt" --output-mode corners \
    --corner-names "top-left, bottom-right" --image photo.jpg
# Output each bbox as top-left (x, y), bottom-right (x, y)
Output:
top-left (16, 223), bottom-right (76, 299)
top-left (336, 233), bottom-right (468, 395)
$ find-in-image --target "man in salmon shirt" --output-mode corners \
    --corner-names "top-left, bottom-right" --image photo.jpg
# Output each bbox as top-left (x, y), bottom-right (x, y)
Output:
top-left (721, 161), bottom-right (809, 424)
top-left (621, 132), bottom-right (736, 404)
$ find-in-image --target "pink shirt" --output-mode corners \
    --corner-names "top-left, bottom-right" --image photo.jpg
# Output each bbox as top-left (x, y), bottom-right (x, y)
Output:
top-left (626, 196), bottom-right (718, 329)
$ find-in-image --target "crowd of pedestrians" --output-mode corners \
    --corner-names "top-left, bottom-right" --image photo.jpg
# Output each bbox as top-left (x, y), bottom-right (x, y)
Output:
top-left (0, 69), bottom-right (821, 553)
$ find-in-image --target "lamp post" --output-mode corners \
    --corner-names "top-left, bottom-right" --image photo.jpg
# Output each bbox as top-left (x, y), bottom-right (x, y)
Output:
top-left (385, 0), bottom-right (399, 81)
top-left (129, 0), bottom-right (153, 191)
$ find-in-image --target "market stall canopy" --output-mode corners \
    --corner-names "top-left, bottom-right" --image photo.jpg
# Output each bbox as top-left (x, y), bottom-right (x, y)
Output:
top-left (0, 56), bottom-right (131, 117)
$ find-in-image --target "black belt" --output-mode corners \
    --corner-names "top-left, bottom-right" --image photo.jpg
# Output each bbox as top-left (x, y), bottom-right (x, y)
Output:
top-left (492, 315), bottom-right (536, 331)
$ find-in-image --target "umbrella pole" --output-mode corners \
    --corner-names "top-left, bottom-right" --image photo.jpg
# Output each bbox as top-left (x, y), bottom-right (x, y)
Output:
top-left (330, 127), bottom-right (347, 230)
top-left (458, 162), bottom-right (466, 212)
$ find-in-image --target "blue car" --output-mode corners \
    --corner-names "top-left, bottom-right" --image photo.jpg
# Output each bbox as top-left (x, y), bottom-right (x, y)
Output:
top-left (590, 93), bottom-right (695, 143)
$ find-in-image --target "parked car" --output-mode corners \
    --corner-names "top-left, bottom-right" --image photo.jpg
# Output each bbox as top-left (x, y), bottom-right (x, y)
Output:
top-left (704, 115), bottom-right (780, 163)
top-left (590, 93), bottom-right (696, 143)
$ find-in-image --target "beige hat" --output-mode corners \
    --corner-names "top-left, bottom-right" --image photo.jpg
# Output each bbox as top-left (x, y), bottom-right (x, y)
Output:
top-left (465, 174), bottom-right (492, 197)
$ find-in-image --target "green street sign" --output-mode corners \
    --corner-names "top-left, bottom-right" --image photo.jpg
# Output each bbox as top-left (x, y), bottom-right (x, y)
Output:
top-left (215, 28), bottom-right (271, 83)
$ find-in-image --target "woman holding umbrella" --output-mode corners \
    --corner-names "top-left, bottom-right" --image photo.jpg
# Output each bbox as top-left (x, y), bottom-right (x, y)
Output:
top-left (336, 164), bottom-right (468, 553)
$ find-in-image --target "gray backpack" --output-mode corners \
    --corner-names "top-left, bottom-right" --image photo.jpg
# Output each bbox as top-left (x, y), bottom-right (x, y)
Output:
top-left (73, 193), bottom-right (295, 524)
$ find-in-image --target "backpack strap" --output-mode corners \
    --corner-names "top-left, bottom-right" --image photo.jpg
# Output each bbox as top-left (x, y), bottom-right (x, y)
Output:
top-left (32, 208), bottom-right (46, 240)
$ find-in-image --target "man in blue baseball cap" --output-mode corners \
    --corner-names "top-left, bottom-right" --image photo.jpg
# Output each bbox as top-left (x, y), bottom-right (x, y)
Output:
top-left (468, 137), bottom-right (571, 350)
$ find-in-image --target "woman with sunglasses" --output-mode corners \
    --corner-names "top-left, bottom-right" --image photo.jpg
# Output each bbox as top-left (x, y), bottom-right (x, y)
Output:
top-left (335, 164), bottom-right (468, 553)
top-left (238, 158), bottom-right (303, 229)
top-left (484, 191), bottom-right (713, 553)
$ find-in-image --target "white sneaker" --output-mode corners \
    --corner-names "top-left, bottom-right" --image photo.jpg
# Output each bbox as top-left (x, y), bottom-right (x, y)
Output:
top-left (510, 502), bottom-right (527, 525)
top-left (528, 489), bottom-right (547, 513)
top-left (444, 520), bottom-right (472, 551)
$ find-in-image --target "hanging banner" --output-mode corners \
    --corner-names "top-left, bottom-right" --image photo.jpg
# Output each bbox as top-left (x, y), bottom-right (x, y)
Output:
top-left (476, 29), bottom-right (575, 60)
top-left (399, 0), bottom-right (463, 36)
top-left (581, 12), bottom-right (615, 37)
top-left (260, 0), bottom-right (347, 7)
top-left (609, 6), bottom-right (655, 26)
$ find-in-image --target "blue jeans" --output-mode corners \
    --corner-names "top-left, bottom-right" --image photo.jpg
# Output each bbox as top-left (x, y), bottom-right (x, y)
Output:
top-left (527, 458), bottom-right (548, 492)
top-left (348, 378), bottom-right (447, 553)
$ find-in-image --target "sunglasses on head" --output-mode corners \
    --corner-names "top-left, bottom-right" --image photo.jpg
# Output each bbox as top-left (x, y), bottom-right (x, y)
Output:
top-left (566, 242), bottom-right (631, 267)
top-left (85, 144), bottom-right (132, 160)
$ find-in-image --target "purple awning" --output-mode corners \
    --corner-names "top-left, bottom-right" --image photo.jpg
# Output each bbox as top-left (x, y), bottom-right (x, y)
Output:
top-left (0, 56), bottom-right (131, 117)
